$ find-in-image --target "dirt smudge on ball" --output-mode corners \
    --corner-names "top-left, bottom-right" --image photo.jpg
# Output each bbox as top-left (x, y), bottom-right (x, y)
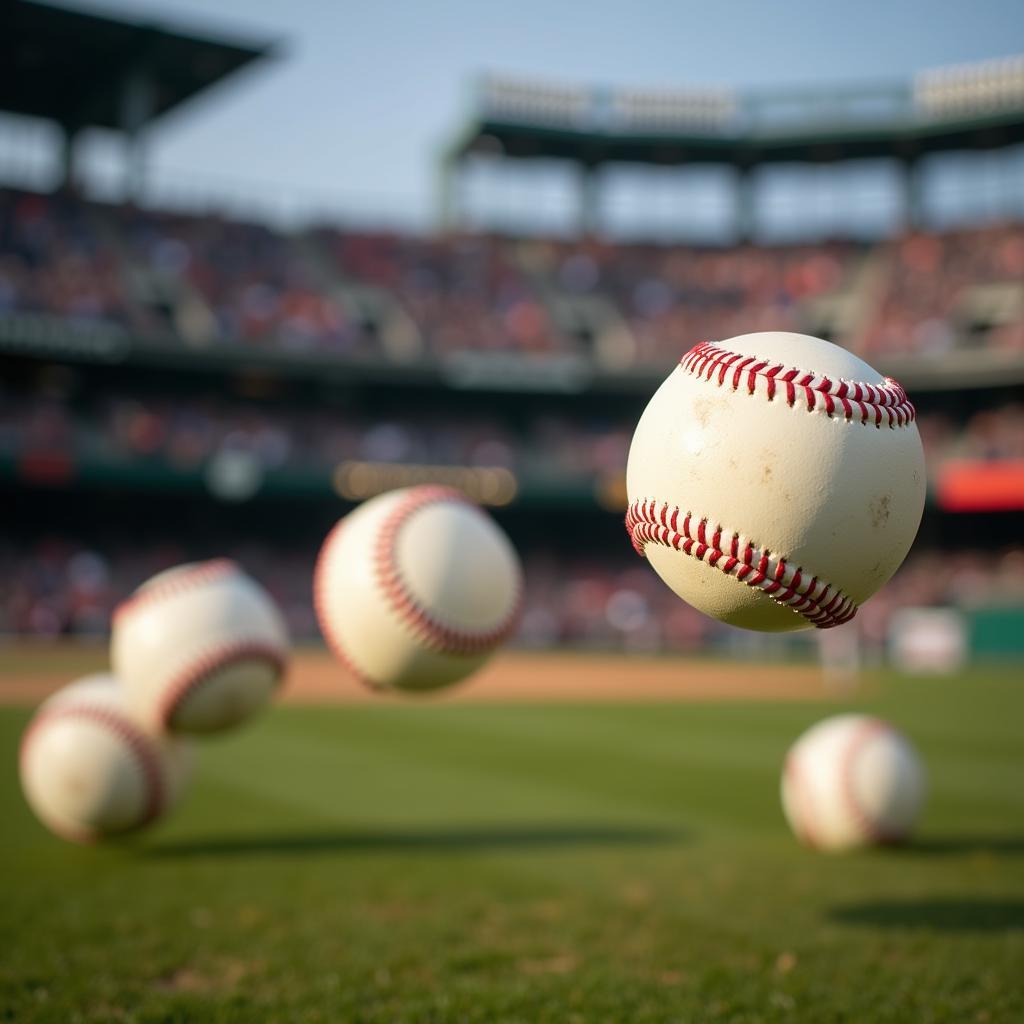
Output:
top-left (693, 396), bottom-right (728, 429)
top-left (869, 494), bottom-right (892, 529)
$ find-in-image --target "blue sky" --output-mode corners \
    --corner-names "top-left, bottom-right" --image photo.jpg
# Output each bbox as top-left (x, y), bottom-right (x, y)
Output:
top-left (7, 0), bottom-right (1024, 227)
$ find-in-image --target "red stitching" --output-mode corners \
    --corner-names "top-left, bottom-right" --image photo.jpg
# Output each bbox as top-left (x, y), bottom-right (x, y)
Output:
top-left (373, 486), bottom-right (523, 655)
top-left (838, 717), bottom-right (912, 845)
top-left (112, 559), bottom-right (239, 627)
top-left (625, 498), bottom-right (857, 629)
top-left (157, 641), bottom-right (287, 729)
top-left (19, 704), bottom-right (166, 831)
top-left (314, 487), bottom-right (523, 687)
top-left (680, 342), bottom-right (916, 428)
top-left (313, 517), bottom-right (386, 690)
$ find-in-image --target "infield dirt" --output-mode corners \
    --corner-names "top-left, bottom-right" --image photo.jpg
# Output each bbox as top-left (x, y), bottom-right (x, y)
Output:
top-left (1, 645), bottom-right (842, 706)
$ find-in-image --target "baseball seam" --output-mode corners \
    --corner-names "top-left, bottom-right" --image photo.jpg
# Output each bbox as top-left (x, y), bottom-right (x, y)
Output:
top-left (837, 717), bottom-right (912, 845)
top-left (625, 498), bottom-right (857, 629)
top-left (157, 641), bottom-right (288, 729)
top-left (312, 518), bottom-right (385, 690)
top-left (373, 485), bottom-right (523, 656)
top-left (313, 487), bottom-right (523, 688)
top-left (680, 341), bottom-right (916, 428)
top-left (112, 559), bottom-right (238, 627)
top-left (19, 704), bottom-right (166, 835)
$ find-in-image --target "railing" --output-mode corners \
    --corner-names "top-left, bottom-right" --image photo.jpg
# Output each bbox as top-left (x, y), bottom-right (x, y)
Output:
top-left (478, 60), bottom-right (1024, 136)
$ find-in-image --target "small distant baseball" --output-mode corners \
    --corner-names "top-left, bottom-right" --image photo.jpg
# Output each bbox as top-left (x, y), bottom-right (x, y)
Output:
top-left (781, 713), bottom-right (926, 852)
top-left (315, 485), bottom-right (522, 693)
top-left (626, 331), bottom-right (927, 632)
top-left (19, 674), bottom-right (193, 843)
top-left (111, 560), bottom-right (290, 734)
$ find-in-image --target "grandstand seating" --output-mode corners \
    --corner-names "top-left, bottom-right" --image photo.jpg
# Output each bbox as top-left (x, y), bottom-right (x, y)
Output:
top-left (4, 185), bottom-right (1022, 651)
top-left (2, 535), bottom-right (1022, 650)
top-left (4, 187), bottom-right (1023, 363)
top-left (3, 390), bottom-right (1019, 480)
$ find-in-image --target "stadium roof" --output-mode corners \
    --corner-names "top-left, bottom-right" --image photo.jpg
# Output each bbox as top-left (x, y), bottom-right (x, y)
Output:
top-left (2, 0), bottom-right (274, 132)
top-left (452, 109), bottom-right (1024, 167)
top-left (448, 61), bottom-right (1024, 169)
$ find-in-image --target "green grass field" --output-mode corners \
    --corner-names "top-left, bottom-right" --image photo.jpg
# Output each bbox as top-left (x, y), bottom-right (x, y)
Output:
top-left (2, 663), bottom-right (1022, 1023)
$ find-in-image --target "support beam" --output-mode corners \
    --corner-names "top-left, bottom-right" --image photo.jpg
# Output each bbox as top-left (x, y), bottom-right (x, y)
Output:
top-left (902, 155), bottom-right (925, 230)
top-left (735, 164), bottom-right (756, 242)
top-left (119, 68), bottom-right (156, 200)
top-left (579, 163), bottom-right (601, 237)
top-left (57, 123), bottom-right (79, 191)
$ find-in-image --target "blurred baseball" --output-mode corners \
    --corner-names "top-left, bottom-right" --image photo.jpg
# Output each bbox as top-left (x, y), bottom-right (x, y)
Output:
top-left (111, 560), bottom-right (289, 734)
top-left (626, 332), bottom-right (926, 632)
top-left (19, 674), bottom-right (193, 843)
top-left (314, 485), bottom-right (522, 693)
top-left (781, 713), bottom-right (926, 852)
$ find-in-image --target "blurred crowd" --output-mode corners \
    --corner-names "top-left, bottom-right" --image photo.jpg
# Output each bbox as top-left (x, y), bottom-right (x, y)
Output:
top-left (111, 206), bottom-right (368, 353)
top-left (917, 402), bottom-right (1024, 473)
top-left (854, 548), bottom-right (1024, 655)
top-left (3, 392), bottom-right (1020, 480)
top-left (4, 187), bottom-right (1024, 363)
top-left (1, 393), bottom-right (631, 479)
top-left (507, 236), bottom-right (850, 364)
top-left (0, 190), bottom-right (128, 324)
top-left (4, 187), bottom-right (1021, 655)
top-left (2, 538), bottom-right (1021, 653)
top-left (862, 225), bottom-right (1024, 356)
top-left (320, 231), bottom-right (562, 356)
top-left (4, 389), bottom-right (1019, 489)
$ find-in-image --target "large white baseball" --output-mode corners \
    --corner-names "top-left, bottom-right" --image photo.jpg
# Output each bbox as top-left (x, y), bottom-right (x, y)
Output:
top-left (111, 560), bottom-right (290, 734)
top-left (314, 485), bottom-right (522, 693)
top-left (19, 674), bottom-right (193, 843)
top-left (781, 713), bottom-right (926, 852)
top-left (626, 332), bottom-right (926, 631)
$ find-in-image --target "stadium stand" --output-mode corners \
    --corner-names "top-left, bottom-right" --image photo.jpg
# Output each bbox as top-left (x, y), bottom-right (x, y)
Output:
top-left (3, 3), bottom-right (1022, 661)
top-left (2, 378), bottom-right (1020, 479)
top-left (861, 225), bottom-right (1024, 356)
top-left (3, 536), bottom-right (1023, 659)
top-left (4, 189), bottom-right (1023, 657)
top-left (4, 187), bottom-right (1024, 364)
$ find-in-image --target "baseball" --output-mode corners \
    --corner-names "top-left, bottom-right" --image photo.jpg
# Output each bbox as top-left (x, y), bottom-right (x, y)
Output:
top-left (625, 332), bottom-right (926, 631)
top-left (314, 485), bottom-right (522, 693)
top-left (781, 713), bottom-right (926, 851)
top-left (111, 560), bottom-right (290, 734)
top-left (19, 674), bottom-right (193, 843)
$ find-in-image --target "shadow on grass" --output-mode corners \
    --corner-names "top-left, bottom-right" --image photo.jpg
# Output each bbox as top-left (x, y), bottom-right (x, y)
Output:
top-left (828, 899), bottom-right (1024, 932)
top-left (901, 834), bottom-right (1024, 857)
top-left (148, 823), bottom-right (686, 859)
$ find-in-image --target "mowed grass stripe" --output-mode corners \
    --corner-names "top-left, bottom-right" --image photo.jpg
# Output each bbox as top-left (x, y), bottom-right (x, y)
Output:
top-left (196, 713), bottom-right (720, 828)
top-left (202, 704), bottom-right (802, 832)
top-left (1, 664), bottom-right (1022, 1023)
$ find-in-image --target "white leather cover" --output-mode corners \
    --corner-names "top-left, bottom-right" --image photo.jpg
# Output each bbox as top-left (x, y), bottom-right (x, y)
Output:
top-left (780, 712), bottom-right (926, 851)
top-left (627, 332), bottom-right (926, 631)
top-left (19, 674), bottom-right (193, 842)
top-left (315, 486), bottom-right (522, 692)
top-left (111, 561), bottom-right (289, 734)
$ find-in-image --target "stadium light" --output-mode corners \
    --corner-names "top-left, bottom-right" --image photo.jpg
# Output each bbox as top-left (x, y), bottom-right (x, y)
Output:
top-left (915, 54), bottom-right (1024, 118)
top-left (610, 87), bottom-right (736, 134)
top-left (481, 74), bottom-right (591, 127)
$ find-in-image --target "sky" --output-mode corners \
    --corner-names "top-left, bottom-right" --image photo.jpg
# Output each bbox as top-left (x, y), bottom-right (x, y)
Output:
top-left (6, 0), bottom-right (1024, 228)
